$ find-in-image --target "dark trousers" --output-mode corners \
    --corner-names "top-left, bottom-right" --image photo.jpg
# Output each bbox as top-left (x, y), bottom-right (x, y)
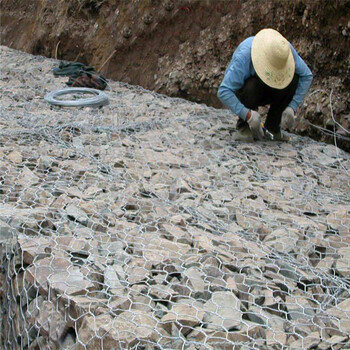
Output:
top-left (235, 74), bottom-right (299, 133)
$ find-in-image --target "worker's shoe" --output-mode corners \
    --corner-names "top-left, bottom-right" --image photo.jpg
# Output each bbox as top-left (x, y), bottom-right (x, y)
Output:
top-left (232, 127), bottom-right (254, 141)
top-left (273, 129), bottom-right (290, 142)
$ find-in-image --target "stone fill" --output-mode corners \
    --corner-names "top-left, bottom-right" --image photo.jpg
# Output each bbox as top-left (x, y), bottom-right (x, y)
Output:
top-left (0, 46), bottom-right (349, 349)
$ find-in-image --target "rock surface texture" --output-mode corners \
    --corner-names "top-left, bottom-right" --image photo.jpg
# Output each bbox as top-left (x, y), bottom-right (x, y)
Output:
top-left (0, 46), bottom-right (350, 349)
top-left (1, 0), bottom-right (349, 151)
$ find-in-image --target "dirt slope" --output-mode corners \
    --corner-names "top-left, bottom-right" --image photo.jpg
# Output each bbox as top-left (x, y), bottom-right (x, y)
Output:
top-left (1, 0), bottom-right (349, 150)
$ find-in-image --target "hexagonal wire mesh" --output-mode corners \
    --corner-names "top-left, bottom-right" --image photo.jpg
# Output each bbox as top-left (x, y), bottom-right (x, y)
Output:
top-left (0, 46), bottom-right (350, 350)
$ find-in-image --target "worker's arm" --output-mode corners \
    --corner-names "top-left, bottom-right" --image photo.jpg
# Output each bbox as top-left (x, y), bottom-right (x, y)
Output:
top-left (217, 40), bottom-right (253, 121)
top-left (288, 44), bottom-right (313, 112)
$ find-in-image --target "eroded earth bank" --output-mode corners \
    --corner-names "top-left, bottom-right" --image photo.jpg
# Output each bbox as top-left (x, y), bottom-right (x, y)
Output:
top-left (1, 0), bottom-right (350, 151)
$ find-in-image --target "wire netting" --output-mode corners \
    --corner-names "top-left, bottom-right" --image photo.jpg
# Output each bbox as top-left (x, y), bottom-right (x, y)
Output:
top-left (0, 45), bottom-right (349, 350)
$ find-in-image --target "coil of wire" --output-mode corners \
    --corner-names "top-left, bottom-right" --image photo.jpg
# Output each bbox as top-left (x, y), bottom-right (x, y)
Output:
top-left (44, 87), bottom-right (109, 107)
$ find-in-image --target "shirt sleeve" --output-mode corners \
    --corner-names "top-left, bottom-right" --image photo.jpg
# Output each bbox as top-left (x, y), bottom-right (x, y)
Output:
top-left (217, 56), bottom-right (251, 121)
top-left (289, 44), bottom-right (313, 111)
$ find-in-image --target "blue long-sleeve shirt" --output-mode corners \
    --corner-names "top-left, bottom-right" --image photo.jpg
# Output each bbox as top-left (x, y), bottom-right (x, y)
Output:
top-left (217, 37), bottom-right (313, 121)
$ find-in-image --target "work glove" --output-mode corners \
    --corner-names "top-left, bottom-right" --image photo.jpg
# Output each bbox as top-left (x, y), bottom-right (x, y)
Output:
top-left (281, 106), bottom-right (295, 130)
top-left (247, 110), bottom-right (264, 141)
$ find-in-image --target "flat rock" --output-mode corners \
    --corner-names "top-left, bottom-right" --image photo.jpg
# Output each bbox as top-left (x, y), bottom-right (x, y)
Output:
top-left (64, 295), bottom-right (108, 326)
top-left (203, 291), bottom-right (242, 330)
top-left (65, 203), bottom-right (89, 226)
top-left (161, 223), bottom-right (192, 244)
top-left (25, 256), bottom-right (69, 295)
top-left (36, 300), bottom-right (67, 342)
top-left (104, 265), bottom-right (125, 291)
top-left (49, 266), bottom-right (96, 296)
top-left (327, 209), bottom-right (350, 235)
top-left (18, 235), bottom-right (51, 264)
top-left (76, 311), bottom-right (158, 349)
top-left (289, 331), bottom-right (320, 349)
top-left (285, 294), bottom-right (316, 321)
top-left (107, 296), bottom-right (132, 315)
top-left (6, 150), bottom-right (22, 163)
top-left (327, 299), bottom-right (350, 334)
top-left (143, 238), bottom-right (191, 263)
top-left (335, 247), bottom-right (350, 277)
top-left (0, 220), bottom-right (14, 242)
top-left (161, 302), bottom-right (205, 334)
top-left (25, 256), bottom-right (95, 296)
top-left (191, 328), bottom-right (250, 346)
top-left (264, 228), bottom-right (299, 253)
top-left (183, 267), bottom-right (206, 294)
top-left (149, 284), bottom-right (177, 301)
top-left (318, 335), bottom-right (348, 350)
top-left (17, 167), bottom-right (40, 186)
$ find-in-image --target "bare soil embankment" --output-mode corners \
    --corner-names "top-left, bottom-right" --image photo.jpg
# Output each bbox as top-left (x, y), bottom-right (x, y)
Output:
top-left (1, 0), bottom-right (349, 150)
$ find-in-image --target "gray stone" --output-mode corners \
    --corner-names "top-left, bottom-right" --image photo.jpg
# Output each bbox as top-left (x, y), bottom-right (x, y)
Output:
top-left (36, 300), bottom-right (67, 342)
top-left (18, 167), bottom-right (40, 186)
top-left (327, 209), bottom-right (350, 236)
top-left (49, 266), bottom-right (95, 296)
top-left (327, 299), bottom-right (350, 334)
top-left (161, 302), bottom-right (205, 335)
top-left (7, 150), bottom-right (22, 164)
top-left (289, 331), bottom-right (320, 349)
top-left (104, 265), bottom-right (125, 291)
top-left (60, 332), bottom-right (76, 349)
top-left (65, 204), bottom-right (89, 226)
top-left (183, 267), bottom-right (205, 294)
top-left (264, 228), bottom-right (299, 253)
top-left (335, 247), bottom-right (350, 277)
top-left (285, 294), bottom-right (316, 321)
top-left (107, 296), bottom-right (131, 315)
top-left (149, 284), bottom-right (177, 301)
top-left (76, 311), bottom-right (158, 349)
top-left (203, 291), bottom-right (242, 330)
top-left (0, 221), bottom-right (13, 242)
top-left (64, 295), bottom-right (108, 327)
top-left (318, 335), bottom-right (348, 350)
top-left (18, 235), bottom-right (51, 264)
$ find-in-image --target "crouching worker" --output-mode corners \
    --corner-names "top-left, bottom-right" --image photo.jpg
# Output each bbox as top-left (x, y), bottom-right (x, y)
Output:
top-left (218, 28), bottom-right (313, 141)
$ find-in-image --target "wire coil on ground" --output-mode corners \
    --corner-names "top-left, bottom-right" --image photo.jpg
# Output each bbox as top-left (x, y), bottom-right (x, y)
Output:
top-left (44, 87), bottom-right (109, 107)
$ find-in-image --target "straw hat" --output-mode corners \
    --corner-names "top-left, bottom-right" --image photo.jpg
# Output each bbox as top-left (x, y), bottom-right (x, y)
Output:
top-left (251, 28), bottom-right (295, 89)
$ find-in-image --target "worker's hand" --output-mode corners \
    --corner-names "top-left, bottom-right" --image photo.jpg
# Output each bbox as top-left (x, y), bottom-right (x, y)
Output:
top-left (281, 106), bottom-right (295, 130)
top-left (247, 110), bottom-right (264, 140)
